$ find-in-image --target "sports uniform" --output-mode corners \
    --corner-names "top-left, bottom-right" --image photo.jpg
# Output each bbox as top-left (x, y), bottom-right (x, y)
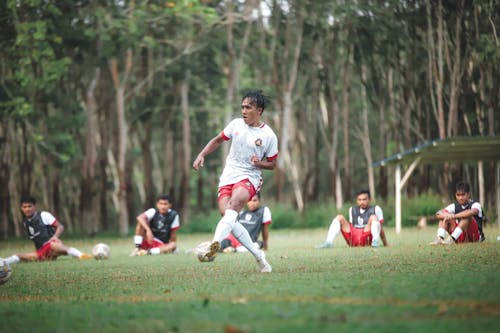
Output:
top-left (23, 211), bottom-right (60, 260)
top-left (222, 206), bottom-right (271, 250)
top-left (442, 200), bottom-right (481, 243)
top-left (217, 118), bottom-right (278, 200)
top-left (137, 208), bottom-right (180, 250)
top-left (341, 205), bottom-right (384, 247)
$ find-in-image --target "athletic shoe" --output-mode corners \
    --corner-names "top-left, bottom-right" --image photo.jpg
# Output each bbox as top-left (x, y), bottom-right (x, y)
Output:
top-left (371, 238), bottom-right (380, 248)
top-left (129, 248), bottom-right (140, 256)
top-left (257, 251), bottom-right (272, 273)
top-left (137, 249), bottom-right (149, 256)
top-left (315, 241), bottom-right (333, 249)
top-left (199, 241), bottom-right (220, 262)
top-left (223, 246), bottom-right (236, 253)
top-left (429, 237), bottom-right (445, 245)
top-left (79, 253), bottom-right (93, 260)
top-left (443, 236), bottom-right (456, 245)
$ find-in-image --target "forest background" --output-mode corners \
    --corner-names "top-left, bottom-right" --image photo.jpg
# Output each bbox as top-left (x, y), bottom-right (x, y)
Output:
top-left (0, 0), bottom-right (498, 239)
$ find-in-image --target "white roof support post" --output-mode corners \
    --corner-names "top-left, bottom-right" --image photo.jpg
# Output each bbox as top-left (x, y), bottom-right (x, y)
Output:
top-left (394, 158), bottom-right (421, 234)
top-left (497, 161), bottom-right (500, 228)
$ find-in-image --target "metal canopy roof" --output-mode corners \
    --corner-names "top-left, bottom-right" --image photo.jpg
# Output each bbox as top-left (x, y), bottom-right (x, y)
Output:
top-left (372, 135), bottom-right (500, 233)
top-left (373, 136), bottom-right (500, 167)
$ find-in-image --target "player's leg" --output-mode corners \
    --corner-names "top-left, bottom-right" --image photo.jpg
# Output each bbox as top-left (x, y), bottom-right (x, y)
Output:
top-left (367, 215), bottom-right (381, 247)
top-left (51, 241), bottom-right (92, 260)
top-left (2, 252), bottom-right (38, 264)
top-left (316, 215), bottom-right (347, 248)
top-left (430, 219), bottom-right (449, 245)
top-left (380, 227), bottom-right (389, 246)
top-left (130, 223), bottom-right (147, 256)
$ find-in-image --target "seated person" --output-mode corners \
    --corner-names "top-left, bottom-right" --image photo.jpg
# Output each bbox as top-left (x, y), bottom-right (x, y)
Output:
top-left (220, 192), bottom-right (271, 253)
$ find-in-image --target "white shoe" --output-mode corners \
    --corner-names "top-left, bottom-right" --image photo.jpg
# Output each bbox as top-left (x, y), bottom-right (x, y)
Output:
top-left (257, 251), bottom-right (272, 273)
top-left (198, 241), bottom-right (220, 262)
top-left (315, 241), bottom-right (333, 249)
top-left (429, 237), bottom-right (445, 245)
top-left (129, 248), bottom-right (140, 256)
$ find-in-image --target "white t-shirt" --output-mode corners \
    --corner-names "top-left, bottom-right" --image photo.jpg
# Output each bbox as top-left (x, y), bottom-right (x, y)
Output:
top-left (143, 208), bottom-right (180, 230)
top-left (444, 202), bottom-right (483, 217)
top-left (218, 118), bottom-right (278, 190)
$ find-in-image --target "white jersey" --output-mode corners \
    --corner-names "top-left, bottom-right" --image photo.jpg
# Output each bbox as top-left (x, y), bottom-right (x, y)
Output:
top-left (219, 118), bottom-right (278, 190)
top-left (444, 202), bottom-right (483, 217)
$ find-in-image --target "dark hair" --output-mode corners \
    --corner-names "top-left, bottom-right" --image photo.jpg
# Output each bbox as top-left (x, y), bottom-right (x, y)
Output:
top-left (156, 194), bottom-right (171, 202)
top-left (455, 181), bottom-right (470, 193)
top-left (20, 196), bottom-right (36, 205)
top-left (242, 90), bottom-right (270, 111)
top-left (356, 189), bottom-right (371, 199)
top-left (255, 191), bottom-right (261, 200)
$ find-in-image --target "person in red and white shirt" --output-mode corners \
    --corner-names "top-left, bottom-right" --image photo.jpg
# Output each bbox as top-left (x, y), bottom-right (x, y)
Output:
top-left (193, 90), bottom-right (278, 273)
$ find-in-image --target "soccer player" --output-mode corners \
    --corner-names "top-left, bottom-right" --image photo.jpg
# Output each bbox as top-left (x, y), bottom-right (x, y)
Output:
top-left (316, 189), bottom-right (385, 249)
top-left (1, 196), bottom-right (92, 265)
top-left (430, 181), bottom-right (483, 245)
top-left (220, 192), bottom-right (271, 253)
top-left (130, 194), bottom-right (180, 256)
top-left (192, 90), bottom-right (278, 273)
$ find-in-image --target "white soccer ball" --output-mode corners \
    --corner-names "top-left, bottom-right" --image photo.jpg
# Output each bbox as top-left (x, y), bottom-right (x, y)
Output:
top-left (195, 241), bottom-right (215, 262)
top-left (0, 260), bottom-right (12, 285)
top-left (92, 243), bottom-right (110, 260)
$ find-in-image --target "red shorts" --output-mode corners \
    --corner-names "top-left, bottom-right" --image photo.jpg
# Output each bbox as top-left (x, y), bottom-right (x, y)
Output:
top-left (341, 226), bottom-right (372, 247)
top-left (218, 179), bottom-right (256, 202)
top-left (226, 233), bottom-right (242, 248)
top-left (140, 238), bottom-right (165, 250)
top-left (450, 218), bottom-right (480, 243)
top-left (37, 239), bottom-right (60, 260)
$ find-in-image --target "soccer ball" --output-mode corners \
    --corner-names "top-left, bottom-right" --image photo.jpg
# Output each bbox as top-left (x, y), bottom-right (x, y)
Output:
top-left (195, 241), bottom-right (215, 262)
top-left (92, 243), bottom-right (110, 260)
top-left (0, 260), bottom-right (12, 285)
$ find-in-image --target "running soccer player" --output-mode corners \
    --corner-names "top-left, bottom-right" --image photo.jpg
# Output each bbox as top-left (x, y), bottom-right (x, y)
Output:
top-left (192, 90), bottom-right (278, 273)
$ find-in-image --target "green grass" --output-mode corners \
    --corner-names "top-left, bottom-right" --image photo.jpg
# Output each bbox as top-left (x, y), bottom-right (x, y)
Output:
top-left (1, 227), bottom-right (499, 333)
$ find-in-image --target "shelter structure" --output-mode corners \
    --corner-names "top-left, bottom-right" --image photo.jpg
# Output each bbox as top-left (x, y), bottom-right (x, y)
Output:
top-left (372, 136), bottom-right (500, 233)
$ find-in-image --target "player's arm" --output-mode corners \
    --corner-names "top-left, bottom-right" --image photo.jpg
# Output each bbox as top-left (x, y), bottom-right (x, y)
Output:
top-left (452, 207), bottom-right (479, 220)
top-left (50, 222), bottom-right (64, 240)
top-left (435, 206), bottom-right (455, 221)
top-left (261, 223), bottom-right (269, 250)
top-left (193, 133), bottom-right (225, 171)
top-left (251, 156), bottom-right (277, 170)
top-left (168, 229), bottom-right (177, 243)
top-left (136, 213), bottom-right (154, 240)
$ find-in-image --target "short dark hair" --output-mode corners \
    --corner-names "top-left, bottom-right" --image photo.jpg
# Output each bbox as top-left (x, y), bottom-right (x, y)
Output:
top-left (20, 196), bottom-right (36, 205)
top-left (455, 181), bottom-right (470, 193)
top-left (356, 189), bottom-right (371, 199)
top-left (242, 90), bottom-right (270, 111)
top-left (156, 194), bottom-right (172, 203)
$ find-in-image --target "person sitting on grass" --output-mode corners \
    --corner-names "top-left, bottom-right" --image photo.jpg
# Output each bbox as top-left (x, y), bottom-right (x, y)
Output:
top-left (220, 192), bottom-right (271, 253)
top-left (430, 181), bottom-right (484, 245)
top-left (1, 196), bottom-right (92, 265)
top-left (316, 189), bottom-right (387, 249)
top-left (130, 194), bottom-right (180, 256)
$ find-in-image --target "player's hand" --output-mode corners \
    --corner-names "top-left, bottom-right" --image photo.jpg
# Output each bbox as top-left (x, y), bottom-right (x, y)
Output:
top-left (443, 213), bottom-right (455, 221)
top-left (193, 156), bottom-right (204, 171)
top-left (250, 155), bottom-right (260, 166)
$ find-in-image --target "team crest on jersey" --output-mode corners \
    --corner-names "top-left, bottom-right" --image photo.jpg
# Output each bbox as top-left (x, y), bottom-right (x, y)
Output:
top-left (255, 138), bottom-right (263, 147)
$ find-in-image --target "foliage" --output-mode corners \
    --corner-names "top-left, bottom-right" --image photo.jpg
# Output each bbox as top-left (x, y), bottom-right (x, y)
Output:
top-left (0, 229), bottom-right (499, 332)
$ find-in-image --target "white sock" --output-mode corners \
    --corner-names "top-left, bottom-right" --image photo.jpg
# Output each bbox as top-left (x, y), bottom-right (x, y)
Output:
top-left (371, 220), bottom-right (381, 241)
top-left (326, 218), bottom-right (341, 243)
top-left (212, 209), bottom-right (238, 243)
top-left (149, 247), bottom-right (161, 255)
top-left (437, 227), bottom-right (446, 239)
top-left (5, 255), bottom-right (20, 265)
top-left (232, 222), bottom-right (262, 260)
top-left (134, 235), bottom-right (143, 246)
top-left (67, 247), bottom-right (83, 258)
top-left (450, 227), bottom-right (463, 241)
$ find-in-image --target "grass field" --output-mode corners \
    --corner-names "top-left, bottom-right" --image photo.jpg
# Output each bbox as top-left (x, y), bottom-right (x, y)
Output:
top-left (1, 227), bottom-right (499, 333)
